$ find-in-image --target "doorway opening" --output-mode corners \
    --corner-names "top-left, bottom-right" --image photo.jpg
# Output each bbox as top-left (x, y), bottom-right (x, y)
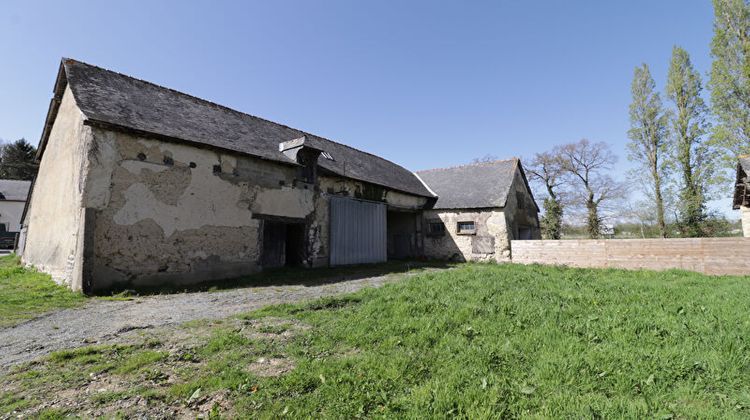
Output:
top-left (261, 220), bottom-right (306, 268)
top-left (387, 210), bottom-right (417, 259)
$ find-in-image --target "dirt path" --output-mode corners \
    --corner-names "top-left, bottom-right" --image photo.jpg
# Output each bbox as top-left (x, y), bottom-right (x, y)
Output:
top-left (0, 269), bottom-right (437, 367)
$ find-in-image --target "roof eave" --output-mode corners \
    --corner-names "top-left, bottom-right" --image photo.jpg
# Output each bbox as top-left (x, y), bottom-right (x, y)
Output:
top-left (35, 60), bottom-right (69, 161)
top-left (317, 166), bottom-right (434, 199)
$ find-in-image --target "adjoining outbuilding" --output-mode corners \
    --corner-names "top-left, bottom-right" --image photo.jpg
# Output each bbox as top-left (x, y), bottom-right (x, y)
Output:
top-left (733, 155), bottom-right (750, 237)
top-left (20, 58), bottom-right (539, 293)
top-left (416, 159), bottom-right (541, 262)
top-left (0, 180), bottom-right (31, 248)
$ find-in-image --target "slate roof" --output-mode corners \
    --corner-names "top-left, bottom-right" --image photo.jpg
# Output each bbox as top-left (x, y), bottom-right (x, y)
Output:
top-left (39, 59), bottom-right (433, 198)
top-left (0, 180), bottom-right (31, 201)
top-left (416, 159), bottom-right (528, 210)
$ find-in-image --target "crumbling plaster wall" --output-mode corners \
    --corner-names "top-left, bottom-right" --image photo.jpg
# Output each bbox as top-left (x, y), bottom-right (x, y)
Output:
top-left (87, 130), bottom-right (318, 291)
top-left (85, 132), bottom-right (429, 290)
top-left (423, 209), bottom-right (511, 262)
top-left (22, 86), bottom-right (91, 290)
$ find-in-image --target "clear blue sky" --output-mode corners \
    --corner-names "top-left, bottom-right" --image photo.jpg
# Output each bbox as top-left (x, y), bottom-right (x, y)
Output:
top-left (0, 1), bottom-right (721, 211)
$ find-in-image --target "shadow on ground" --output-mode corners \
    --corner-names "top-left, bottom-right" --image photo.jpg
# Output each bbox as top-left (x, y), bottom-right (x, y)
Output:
top-left (101, 260), bottom-right (455, 297)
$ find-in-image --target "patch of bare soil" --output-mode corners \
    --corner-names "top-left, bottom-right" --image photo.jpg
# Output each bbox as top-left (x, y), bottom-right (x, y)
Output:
top-left (1, 317), bottom-right (310, 419)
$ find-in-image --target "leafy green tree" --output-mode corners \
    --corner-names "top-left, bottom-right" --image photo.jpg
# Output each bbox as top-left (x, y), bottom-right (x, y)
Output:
top-left (0, 139), bottom-right (38, 180)
top-left (628, 64), bottom-right (669, 238)
top-left (666, 46), bottom-right (713, 236)
top-left (708, 0), bottom-right (750, 169)
top-left (527, 151), bottom-right (565, 239)
top-left (540, 198), bottom-right (563, 240)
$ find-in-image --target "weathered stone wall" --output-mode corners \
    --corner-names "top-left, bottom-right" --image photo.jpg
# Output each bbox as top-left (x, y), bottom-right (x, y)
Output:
top-left (421, 167), bottom-right (540, 263)
top-left (86, 130), bottom-right (319, 291)
top-left (70, 130), bottom-right (429, 290)
top-left (502, 169), bottom-right (542, 241)
top-left (742, 206), bottom-right (750, 238)
top-left (423, 209), bottom-right (511, 262)
top-left (22, 86), bottom-right (92, 290)
top-left (24, 95), bottom-right (432, 291)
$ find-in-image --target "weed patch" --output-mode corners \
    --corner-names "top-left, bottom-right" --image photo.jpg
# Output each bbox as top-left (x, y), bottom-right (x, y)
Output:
top-left (0, 255), bottom-right (86, 327)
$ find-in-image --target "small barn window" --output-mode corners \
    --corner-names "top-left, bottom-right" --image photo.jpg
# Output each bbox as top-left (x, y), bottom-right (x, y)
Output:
top-left (518, 226), bottom-right (533, 240)
top-left (427, 220), bottom-right (445, 237)
top-left (457, 221), bottom-right (476, 235)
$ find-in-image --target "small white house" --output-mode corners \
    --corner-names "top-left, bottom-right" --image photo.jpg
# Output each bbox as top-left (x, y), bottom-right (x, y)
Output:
top-left (0, 180), bottom-right (31, 233)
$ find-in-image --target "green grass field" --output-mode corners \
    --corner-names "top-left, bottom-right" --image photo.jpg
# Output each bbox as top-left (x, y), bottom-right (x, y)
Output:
top-left (0, 255), bottom-right (85, 328)
top-left (3, 263), bottom-right (750, 418)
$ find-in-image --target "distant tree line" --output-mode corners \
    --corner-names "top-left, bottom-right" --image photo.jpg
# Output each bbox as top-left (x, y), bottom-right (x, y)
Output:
top-left (0, 139), bottom-right (38, 181)
top-left (522, 0), bottom-right (749, 240)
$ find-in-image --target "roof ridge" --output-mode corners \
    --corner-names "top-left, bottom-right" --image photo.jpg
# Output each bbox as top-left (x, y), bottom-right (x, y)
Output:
top-left (416, 157), bottom-right (518, 173)
top-left (62, 58), bottom-right (415, 176)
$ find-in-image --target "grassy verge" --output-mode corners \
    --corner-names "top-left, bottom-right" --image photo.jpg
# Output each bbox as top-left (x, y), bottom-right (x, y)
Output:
top-left (0, 255), bottom-right (85, 328)
top-left (3, 263), bottom-right (750, 418)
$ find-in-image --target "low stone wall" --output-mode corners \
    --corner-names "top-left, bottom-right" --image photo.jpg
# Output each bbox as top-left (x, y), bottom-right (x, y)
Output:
top-left (511, 238), bottom-right (750, 276)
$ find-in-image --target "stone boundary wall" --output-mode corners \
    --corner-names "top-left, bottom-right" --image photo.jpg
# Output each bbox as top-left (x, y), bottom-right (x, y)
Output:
top-left (511, 238), bottom-right (750, 276)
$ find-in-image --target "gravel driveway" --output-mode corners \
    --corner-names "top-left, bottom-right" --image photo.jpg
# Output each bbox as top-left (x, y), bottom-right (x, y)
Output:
top-left (0, 269), bottom-right (438, 367)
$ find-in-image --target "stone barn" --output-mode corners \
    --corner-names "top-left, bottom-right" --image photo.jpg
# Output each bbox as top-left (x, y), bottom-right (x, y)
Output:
top-left (20, 59), bottom-right (435, 293)
top-left (416, 159), bottom-right (540, 262)
top-left (20, 59), bottom-right (540, 293)
top-left (733, 155), bottom-right (750, 237)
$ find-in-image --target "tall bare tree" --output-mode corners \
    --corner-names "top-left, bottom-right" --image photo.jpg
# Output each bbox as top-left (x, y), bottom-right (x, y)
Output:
top-left (527, 151), bottom-right (566, 239)
top-left (558, 139), bottom-right (621, 239)
top-left (628, 63), bottom-right (669, 238)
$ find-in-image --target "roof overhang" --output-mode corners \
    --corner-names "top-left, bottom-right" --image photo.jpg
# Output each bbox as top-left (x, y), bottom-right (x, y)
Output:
top-left (35, 60), bottom-right (69, 161)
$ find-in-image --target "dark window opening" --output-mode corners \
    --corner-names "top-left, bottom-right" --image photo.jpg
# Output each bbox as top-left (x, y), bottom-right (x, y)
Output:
top-left (137, 152), bottom-right (146, 161)
top-left (213, 164), bottom-right (222, 174)
top-left (517, 226), bottom-right (533, 240)
top-left (427, 220), bottom-right (445, 237)
top-left (189, 162), bottom-right (197, 168)
top-left (457, 221), bottom-right (476, 235)
top-left (163, 156), bottom-right (174, 166)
